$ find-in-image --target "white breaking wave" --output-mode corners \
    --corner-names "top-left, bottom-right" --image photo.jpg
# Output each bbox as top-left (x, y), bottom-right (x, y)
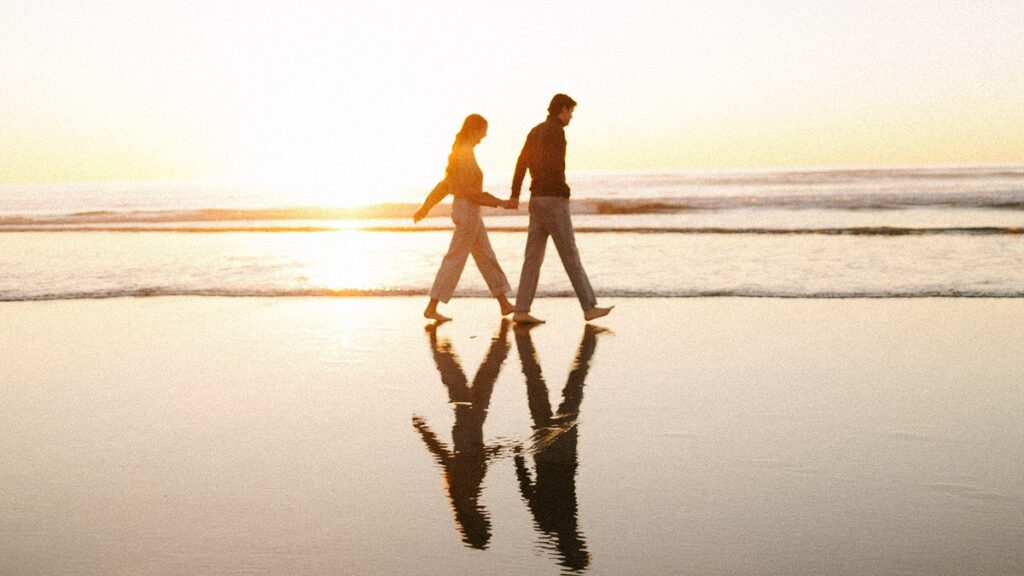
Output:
top-left (3, 287), bottom-right (1024, 302)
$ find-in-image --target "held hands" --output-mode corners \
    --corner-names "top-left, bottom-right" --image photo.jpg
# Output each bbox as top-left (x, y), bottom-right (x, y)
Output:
top-left (505, 197), bottom-right (519, 210)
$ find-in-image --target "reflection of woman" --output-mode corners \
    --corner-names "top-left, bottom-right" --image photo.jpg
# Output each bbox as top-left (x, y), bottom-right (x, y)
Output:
top-left (415, 114), bottom-right (515, 322)
top-left (412, 320), bottom-right (511, 549)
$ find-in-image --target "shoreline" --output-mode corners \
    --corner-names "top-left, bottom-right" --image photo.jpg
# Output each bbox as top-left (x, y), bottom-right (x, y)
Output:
top-left (4, 292), bottom-right (1024, 303)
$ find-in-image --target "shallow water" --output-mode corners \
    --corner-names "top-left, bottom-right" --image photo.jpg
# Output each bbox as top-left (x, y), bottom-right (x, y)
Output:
top-left (2, 167), bottom-right (1022, 301)
top-left (2, 221), bottom-right (1023, 301)
top-left (2, 297), bottom-right (1022, 575)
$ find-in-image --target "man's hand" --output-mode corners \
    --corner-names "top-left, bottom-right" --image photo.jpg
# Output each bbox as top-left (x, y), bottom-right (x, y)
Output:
top-left (506, 197), bottom-right (519, 210)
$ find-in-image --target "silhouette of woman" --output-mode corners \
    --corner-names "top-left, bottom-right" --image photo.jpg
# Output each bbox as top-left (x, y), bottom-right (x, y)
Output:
top-left (414, 114), bottom-right (515, 322)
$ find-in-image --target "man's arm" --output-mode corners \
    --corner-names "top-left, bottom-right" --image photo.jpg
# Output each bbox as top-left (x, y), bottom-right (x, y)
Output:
top-left (510, 128), bottom-right (537, 205)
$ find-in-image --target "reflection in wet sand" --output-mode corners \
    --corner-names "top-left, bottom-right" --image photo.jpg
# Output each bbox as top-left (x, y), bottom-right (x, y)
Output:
top-left (412, 320), bottom-right (510, 549)
top-left (513, 324), bottom-right (602, 573)
top-left (413, 322), bottom-right (604, 572)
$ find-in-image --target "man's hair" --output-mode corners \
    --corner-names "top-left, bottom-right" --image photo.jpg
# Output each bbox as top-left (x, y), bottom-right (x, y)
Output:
top-left (548, 93), bottom-right (577, 115)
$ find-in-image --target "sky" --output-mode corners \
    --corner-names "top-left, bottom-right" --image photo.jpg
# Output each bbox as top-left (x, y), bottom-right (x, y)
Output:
top-left (2, 0), bottom-right (1022, 196)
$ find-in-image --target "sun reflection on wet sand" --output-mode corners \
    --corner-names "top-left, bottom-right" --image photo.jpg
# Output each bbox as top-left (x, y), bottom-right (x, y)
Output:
top-left (3, 298), bottom-right (1024, 575)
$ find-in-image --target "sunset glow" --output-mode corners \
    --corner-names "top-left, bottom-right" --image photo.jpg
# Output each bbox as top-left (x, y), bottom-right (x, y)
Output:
top-left (2, 1), bottom-right (1022, 201)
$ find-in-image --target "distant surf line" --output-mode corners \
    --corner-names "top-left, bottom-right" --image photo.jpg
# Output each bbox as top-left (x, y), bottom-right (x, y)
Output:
top-left (2, 225), bottom-right (1021, 236)
top-left (4, 287), bottom-right (1023, 302)
top-left (1, 190), bottom-right (1022, 226)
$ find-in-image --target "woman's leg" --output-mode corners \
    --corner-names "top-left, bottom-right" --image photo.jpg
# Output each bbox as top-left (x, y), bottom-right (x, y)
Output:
top-left (468, 219), bottom-right (513, 316)
top-left (425, 200), bottom-right (480, 320)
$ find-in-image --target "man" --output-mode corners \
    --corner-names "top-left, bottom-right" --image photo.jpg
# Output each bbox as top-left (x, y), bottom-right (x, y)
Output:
top-left (509, 94), bottom-right (612, 324)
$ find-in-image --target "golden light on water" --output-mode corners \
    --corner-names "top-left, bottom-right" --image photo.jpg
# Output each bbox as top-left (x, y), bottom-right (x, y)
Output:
top-left (291, 231), bottom-right (399, 293)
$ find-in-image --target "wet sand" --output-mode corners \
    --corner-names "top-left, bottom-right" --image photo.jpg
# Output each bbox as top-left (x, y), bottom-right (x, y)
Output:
top-left (2, 297), bottom-right (1023, 575)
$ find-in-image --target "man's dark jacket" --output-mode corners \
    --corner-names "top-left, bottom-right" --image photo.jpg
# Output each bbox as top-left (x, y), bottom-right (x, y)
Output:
top-left (512, 115), bottom-right (570, 199)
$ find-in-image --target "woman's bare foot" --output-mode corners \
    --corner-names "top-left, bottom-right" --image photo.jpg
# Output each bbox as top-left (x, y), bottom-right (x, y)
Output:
top-left (424, 309), bottom-right (452, 322)
top-left (424, 299), bottom-right (451, 322)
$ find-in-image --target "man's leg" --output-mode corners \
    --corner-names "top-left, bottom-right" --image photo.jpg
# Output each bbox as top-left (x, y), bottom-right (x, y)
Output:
top-left (547, 199), bottom-right (597, 311)
top-left (514, 204), bottom-right (550, 319)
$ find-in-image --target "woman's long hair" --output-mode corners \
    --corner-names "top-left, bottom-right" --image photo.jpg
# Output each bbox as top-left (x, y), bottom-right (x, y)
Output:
top-left (447, 114), bottom-right (487, 176)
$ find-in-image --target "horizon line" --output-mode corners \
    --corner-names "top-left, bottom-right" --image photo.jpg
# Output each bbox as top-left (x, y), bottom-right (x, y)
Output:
top-left (2, 162), bottom-right (1023, 188)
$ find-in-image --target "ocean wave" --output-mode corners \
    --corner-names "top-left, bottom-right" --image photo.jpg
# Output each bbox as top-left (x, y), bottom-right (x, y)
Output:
top-left (585, 165), bottom-right (1024, 188)
top-left (318, 225), bottom-right (1024, 236)
top-left (0, 225), bottom-right (340, 233)
top-left (4, 287), bottom-right (1023, 302)
top-left (2, 224), bottom-right (1020, 236)
top-left (1, 190), bottom-right (1021, 228)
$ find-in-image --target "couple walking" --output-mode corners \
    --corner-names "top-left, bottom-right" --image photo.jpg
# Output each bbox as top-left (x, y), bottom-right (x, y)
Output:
top-left (414, 94), bottom-right (613, 325)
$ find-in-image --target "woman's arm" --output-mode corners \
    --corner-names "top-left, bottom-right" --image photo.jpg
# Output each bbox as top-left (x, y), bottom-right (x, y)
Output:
top-left (464, 189), bottom-right (505, 208)
top-left (414, 178), bottom-right (449, 222)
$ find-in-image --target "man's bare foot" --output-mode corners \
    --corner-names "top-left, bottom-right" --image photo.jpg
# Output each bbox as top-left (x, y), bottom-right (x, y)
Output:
top-left (512, 312), bottom-right (545, 324)
top-left (583, 306), bottom-right (613, 322)
top-left (500, 302), bottom-right (515, 316)
top-left (424, 309), bottom-right (452, 322)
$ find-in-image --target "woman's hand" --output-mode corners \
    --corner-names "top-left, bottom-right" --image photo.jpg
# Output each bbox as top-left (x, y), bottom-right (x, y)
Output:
top-left (505, 197), bottom-right (519, 210)
top-left (413, 208), bottom-right (427, 223)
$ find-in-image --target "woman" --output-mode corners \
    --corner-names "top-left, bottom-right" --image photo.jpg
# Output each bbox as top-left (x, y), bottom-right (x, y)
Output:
top-left (414, 114), bottom-right (514, 322)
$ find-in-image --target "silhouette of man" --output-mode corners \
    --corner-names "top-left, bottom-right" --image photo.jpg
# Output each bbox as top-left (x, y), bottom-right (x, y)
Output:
top-left (512, 323), bottom-right (604, 571)
top-left (510, 93), bottom-right (612, 324)
top-left (412, 320), bottom-right (511, 549)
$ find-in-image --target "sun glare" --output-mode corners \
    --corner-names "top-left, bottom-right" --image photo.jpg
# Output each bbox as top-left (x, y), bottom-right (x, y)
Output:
top-left (220, 95), bottom-right (453, 209)
top-left (3, 2), bottom-right (1022, 186)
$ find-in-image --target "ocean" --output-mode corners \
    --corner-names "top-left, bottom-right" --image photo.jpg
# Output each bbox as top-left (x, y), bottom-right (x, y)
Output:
top-left (1, 165), bottom-right (1022, 301)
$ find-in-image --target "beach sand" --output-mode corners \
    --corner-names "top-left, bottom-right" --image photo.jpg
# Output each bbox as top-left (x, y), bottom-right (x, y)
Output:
top-left (2, 296), bottom-right (1022, 575)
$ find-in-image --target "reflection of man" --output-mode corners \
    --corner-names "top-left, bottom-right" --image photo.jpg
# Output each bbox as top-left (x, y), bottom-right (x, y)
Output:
top-left (512, 324), bottom-right (603, 572)
top-left (510, 93), bottom-right (612, 325)
top-left (412, 320), bottom-right (510, 549)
